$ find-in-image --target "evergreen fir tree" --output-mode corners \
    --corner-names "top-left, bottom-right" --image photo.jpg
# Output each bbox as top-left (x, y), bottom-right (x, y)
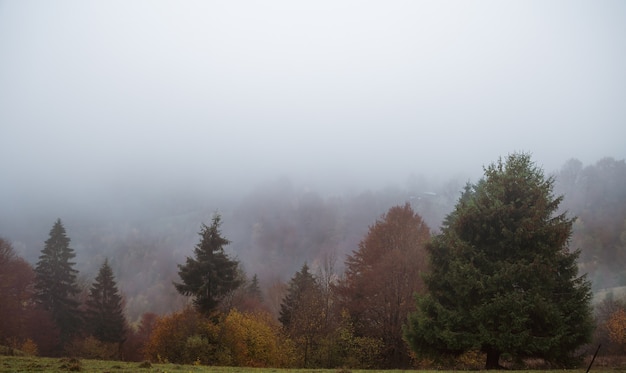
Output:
top-left (85, 259), bottom-right (127, 344)
top-left (279, 263), bottom-right (325, 367)
top-left (404, 153), bottom-right (593, 369)
top-left (246, 274), bottom-right (263, 301)
top-left (279, 263), bottom-right (320, 328)
top-left (174, 214), bottom-right (242, 315)
top-left (34, 218), bottom-right (82, 345)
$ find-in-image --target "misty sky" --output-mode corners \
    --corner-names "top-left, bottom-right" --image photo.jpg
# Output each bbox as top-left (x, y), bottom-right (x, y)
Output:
top-left (1, 1), bottom-right (625, 207)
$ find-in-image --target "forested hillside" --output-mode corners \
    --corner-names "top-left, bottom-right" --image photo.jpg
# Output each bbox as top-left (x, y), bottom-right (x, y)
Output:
top-left (555, 157), bottom-right (626, 291)
top-left (1, 156), bottom-right (625, 368)
top-left (2, 173), bottom-right (463, 323)
top-left (2, 157), bottom-right (625, 322)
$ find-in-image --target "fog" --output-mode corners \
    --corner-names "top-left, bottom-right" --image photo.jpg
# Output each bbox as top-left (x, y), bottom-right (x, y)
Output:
top-left (1, 1), bottom-right (626, 313)
top-left (2, 0), bottom-right (625, 196)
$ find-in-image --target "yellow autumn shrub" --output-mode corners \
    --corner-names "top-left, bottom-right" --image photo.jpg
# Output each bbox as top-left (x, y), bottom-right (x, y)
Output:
top-left (219, 309), bottom-right (294, 367)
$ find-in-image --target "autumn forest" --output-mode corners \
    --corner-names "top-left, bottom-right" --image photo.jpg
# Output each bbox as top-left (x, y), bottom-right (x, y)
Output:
top-left (1, 154), bottom-right (626, 370)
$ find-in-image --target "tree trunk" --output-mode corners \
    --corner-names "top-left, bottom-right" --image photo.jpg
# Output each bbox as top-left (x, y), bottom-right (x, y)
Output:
top-left (485, 349), bottom-right (501, 370)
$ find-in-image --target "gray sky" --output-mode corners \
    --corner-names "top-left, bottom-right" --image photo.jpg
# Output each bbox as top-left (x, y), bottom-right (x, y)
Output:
top-left (1, 0), bottom-right (625, 203)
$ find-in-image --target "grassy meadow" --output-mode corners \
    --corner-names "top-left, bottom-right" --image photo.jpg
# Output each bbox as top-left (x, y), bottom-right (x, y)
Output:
top-left (2, 355), bottom-right (626, 373)
top-left (0, 356), bottom-right (418, 373)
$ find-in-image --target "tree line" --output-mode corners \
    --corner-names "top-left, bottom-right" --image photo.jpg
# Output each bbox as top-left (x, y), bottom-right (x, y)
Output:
top-left (0, 220), bottom-right (126, 357)
top-left (1, 153), bottom-right (626, 368)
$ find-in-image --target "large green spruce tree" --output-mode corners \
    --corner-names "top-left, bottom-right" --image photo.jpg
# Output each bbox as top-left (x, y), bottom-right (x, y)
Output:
top-left (174, 214), bottom-right (242, 315)
top-left (85, 259), bottom-right (127, 345)
top-left (404, 153), bottom-right (593, 369)
top-left (34, 219), bottom-right (82, 346)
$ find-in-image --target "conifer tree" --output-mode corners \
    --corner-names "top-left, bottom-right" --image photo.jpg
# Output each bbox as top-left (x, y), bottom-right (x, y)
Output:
top-left (34, 219), bottom-right (82, 345)
top-left (174, 214), bottom-right (242, 315)
top-left (85, 259), bottom-right (127, 344)
top-left (247, 274), bottom-right (263, 301)
top-left (404, 153), bottom-right (593, 369)
top-left (279, 263), bottom-right (325, 367)
top-left (279, 263), bottom-right (320, 328)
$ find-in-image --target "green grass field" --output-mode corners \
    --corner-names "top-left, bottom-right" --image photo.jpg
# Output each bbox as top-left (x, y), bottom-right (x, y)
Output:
top-left (1, 356), bottom-right (625, 373)
top-left (0, 356), bottom-right (412, 373)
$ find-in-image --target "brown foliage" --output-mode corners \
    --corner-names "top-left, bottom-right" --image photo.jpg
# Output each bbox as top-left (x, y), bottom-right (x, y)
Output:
top-left (144, 307), bottom-right (209, 364)
top-left (20, 338), bottom-right (38, 356)
top-left (608, 308), bottom-right (626, 351)
top-left (265, 278), bottom-right (287, 319)
top-left (594, 296), bottom-right (626, 355)
top-left (0, 238), bottom-right (60, 354)
top-left (286, 283), bottom-right (326, 367)
top-left (335, 203), bottom-right (430, 367)
top-left (123, 312), bottom-right (158, 361)
top-left (24, 307), bottom-right (61, 356)
top-left (0, 239), bottom-right (35, 344)
top-left (279, 263), bottom-right (327, 367)
top-left (144, 306), bottom-right (292, 367)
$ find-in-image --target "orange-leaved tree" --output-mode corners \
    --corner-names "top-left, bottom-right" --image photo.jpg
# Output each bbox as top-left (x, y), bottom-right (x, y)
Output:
top-left (335, 203), bottom-right (430, 368)
top-left (607, 308), bottom-right (626, 352)
top-left (144, 307), bottom-right (217, 364)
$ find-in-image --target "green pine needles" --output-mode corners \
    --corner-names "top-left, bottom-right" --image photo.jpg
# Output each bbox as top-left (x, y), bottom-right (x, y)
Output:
top-left (174, 214), bottom-right (242, 315)
top-left (85, 258), bottom-right (127, 344)
top-left (404, 152), bottom-right (594, 369)
top-left (34, 219), bottom-right (82, 347)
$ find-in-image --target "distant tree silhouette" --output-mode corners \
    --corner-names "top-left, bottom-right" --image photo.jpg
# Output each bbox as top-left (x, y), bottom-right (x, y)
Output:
top-left (85, 259), bottom-right (127, 345)
top-left (231, 273), bottom-right (266, 313)
top-left (556, 157), bottom-right (626, 288)
top-left (279, 263), bottom-right (325, 367)
top-left (34, 219), bottom-right (82, 347)
top-left (247, 274), bottom-right (263, 301)
top-left (174, 214), bottom-right (242, 315)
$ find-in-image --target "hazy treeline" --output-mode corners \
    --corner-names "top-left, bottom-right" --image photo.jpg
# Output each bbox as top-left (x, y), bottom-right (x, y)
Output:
top-left (1, 155), bottom-right (626, 367)
top-left (3, 174), bottom-right (463, 323)
top-left (554, 157), bottom-right (626, 291)
top-left (2, 157), bottom-right (625, 323)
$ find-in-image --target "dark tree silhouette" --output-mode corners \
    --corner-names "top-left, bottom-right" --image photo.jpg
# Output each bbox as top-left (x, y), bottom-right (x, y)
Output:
top-left (174, 214), bottom-right (242, 315)
top-left (279, 263), bottom-right (325, 367)
top-left (555, 157), bottom-right (626, 288)
top-left (405, 153), bottom-right (594, 369)
top-left (246, 274), bottom-right (263, 301)
top-left (85, 259), bottom-right (127, 344)
top-left (34, 219), bottom-right (82, 347)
